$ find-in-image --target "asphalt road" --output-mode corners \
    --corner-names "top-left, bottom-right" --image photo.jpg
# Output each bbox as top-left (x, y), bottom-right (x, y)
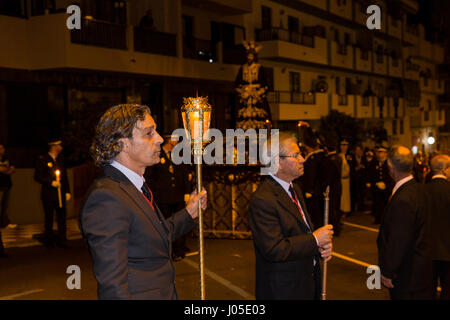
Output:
top-left (0, 211), bottom-right (390, 300)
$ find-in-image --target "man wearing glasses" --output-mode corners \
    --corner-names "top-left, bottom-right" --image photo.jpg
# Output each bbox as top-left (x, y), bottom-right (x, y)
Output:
top-left (248, 132), bottom-right (334, 300)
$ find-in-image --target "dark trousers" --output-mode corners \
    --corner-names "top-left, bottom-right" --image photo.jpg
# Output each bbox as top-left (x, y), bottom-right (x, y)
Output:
top-left (433, 260), bottom-right (450, 300)
top-left (0, 187), bottom-right (11, 228)
top-left (158, 201), bottom-right (188, 256)
top-left (373, 190), bottom-right (389, 224)
top-left (43, 200), bottom-right (67, 241)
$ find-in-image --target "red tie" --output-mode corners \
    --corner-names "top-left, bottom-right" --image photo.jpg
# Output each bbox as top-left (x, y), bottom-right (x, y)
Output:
top-left (289, 186), bottom-right (309, 228)
top-left (141, 182), bottom-right (154, 211)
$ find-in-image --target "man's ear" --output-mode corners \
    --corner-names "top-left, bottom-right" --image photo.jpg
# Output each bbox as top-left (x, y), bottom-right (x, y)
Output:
top-left (119, 137), bottom-right (129, 154)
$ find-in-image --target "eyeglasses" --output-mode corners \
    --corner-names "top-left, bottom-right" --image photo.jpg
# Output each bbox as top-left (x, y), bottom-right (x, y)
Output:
top-left (279, 153), bottom-right (302, 159)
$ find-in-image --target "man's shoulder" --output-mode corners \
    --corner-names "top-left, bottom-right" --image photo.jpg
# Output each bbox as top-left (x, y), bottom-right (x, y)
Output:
top-left (250, 177), bottom-right (279, 205)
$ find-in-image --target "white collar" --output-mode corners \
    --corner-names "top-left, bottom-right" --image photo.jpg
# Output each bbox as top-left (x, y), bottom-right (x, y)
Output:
top-left (269, 173), bottom-right (292, 196)
top-left (110, 160), bottom-right (146, 191)
top-left (392, 175), bottom-right (414, 196)
top-left (432, 174), bottom-right (447, 180)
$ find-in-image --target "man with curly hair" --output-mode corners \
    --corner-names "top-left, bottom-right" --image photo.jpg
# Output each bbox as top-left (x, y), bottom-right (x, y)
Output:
top-left (80, 104), bottom-right (207, 300)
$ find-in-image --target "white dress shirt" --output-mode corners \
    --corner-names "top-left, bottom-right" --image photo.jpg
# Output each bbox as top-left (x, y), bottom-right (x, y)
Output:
top-left (391, 175), bottom-right (414, 197)
top-left (110, 160), bottom-right (146, 192)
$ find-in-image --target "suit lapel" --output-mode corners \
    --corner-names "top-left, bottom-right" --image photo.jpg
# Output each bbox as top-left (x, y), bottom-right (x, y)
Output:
top-left (267, 177), bottom-right (312, 232)
top-left (103, 166), bottom-right (170, 249)
top-left (294, 183), bottom-right (314, 231)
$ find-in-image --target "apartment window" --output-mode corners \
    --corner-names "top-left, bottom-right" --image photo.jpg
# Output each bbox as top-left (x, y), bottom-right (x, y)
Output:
top-left (360, 50), bottom-right (369, 60)
top-left (362, 96), bottom-right (370, 106)
top-left (289, 72), bottom-right (301, 93)
top-left (392, 120), bottom-right (398, 136)
top-left (337, 0), bottom-right (347, 6)
top-left (338, 95), bottom-right (348, 105)
top-left (376, 46), bottom-right (383, 64)
top-left (424, 77), bottom-right (429, 87)
top-left (344, 33), bottom-right (351, 46)
top-left (288, 16), bottom-right (299, 33)
top-left (391, 18), bottom-right (398, 28)
top-left (261, 6), bottom-right (272, 29)
top-left (400, 119), bottom-right (404, 135)
top-left (424, 100), bottom-right (432, 121)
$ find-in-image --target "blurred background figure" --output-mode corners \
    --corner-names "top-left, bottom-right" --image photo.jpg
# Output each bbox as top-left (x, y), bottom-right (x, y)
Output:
top-left (34, 139), bottom-right (71, 248)
top-left (139, 9), bottom-right (156, 31)
top-left (297, 124), bottom-right (328, 229)
top-left (426, 154), bottom-right (450, 300)
top-left (413, 151), bottom-right (431, 183)
top-left (0, 143), bottom-right (16, 229)
top-left (367, 143), bottom-right (394, 224)
top-left (336, 140), bottom-right (352, 218)
top-left (360, 148), bottom-right (375, 213)
top-left (145, 135), bottom-right (192, 261)
top-left (350, 144), bottom-right (365, 214)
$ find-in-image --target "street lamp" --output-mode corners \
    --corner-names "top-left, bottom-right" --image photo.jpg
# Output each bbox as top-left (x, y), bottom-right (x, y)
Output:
top-left (427, 135), bottom-right (435, 145)
top-left (181, 95), bottom-right (212, 300)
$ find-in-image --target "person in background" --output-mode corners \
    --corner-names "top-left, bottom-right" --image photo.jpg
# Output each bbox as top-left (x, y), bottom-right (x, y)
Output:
top-left (139, 9), bottom-right (156, 31)
top-left (297, 125), bottom-right (328, 229)
top-left (426, 154), bottom-right (450, 299)
top-left (367, 143), bottom-right (394, 224)
top-left (0, 143), bottom-right (16, 229)
top-left (350, 144), bottom-right (365, 214)
top-left (34, 140), bottom-right (71, 248)
top-left (377, 145), bottom-right (432, 299)
top-left (0, 143), bottom-right (15, 258)
top-left (145, 135), bottom-right (192, 261)
top-left (336, 140), bottom-right (352, 218)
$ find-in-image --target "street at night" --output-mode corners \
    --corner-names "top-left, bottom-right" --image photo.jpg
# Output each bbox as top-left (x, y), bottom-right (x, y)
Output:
top-left (0, 211), bottom-right (389, 300)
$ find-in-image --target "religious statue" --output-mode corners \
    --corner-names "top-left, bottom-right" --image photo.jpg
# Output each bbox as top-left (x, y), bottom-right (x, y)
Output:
top-left (235, 41), bottom-right (272, 130)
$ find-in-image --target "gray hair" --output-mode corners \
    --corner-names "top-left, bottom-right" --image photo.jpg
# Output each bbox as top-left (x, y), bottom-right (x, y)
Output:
top-left (430, 155), bottom-right (450, 175)
top-left (388, 145), bottom-right (413, 174)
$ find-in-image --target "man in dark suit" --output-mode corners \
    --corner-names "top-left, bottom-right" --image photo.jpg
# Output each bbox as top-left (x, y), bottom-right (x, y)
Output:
top-left (34, 140), bottom-right (71, 248)
top-left (145, 135), bottom-right (192, 260)
top-left (297, 124), bottom-right (329, 229)
top-left (377, 145), bottom-right (433, 300)
top-left (248, 132), bottom-right (333, 300)
top-left (367, 143), bottom-right (394, 224)
top-left (426, 155), bottom-right (450, 299)
top-left (80, 104), bottom-right (207, 300)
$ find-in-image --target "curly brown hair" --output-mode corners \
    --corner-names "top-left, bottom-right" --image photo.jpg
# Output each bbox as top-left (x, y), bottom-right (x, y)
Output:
top-left (91, 104), bottom-right (151, 166)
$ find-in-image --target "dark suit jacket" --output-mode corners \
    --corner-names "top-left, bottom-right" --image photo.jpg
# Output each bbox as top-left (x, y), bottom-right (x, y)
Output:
top-left (248, 176), bottom-right (321, 300)
top-left (377, 179), bottom-right (433, 299)
top-left (79, 165), bottom-right (195, 300)
top-left (425, 177), bottom-right (450, 262)
top-left (34, 153), bottom-right (70, 203)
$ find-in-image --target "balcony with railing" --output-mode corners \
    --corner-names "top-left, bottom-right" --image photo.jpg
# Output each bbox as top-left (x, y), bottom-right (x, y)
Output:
top-left (405, 60), bottom-right (420, 80)
top-left (134, 28), bottom-right (176, 56)
top-left (332, 94), bottom-right (354, 116)
top-left (183, 37), bottom-right (215, 62)
top-left (388, 57), bottom-right (402, 78)
top-left (256, 28), bottom-right (314, 48)
top-left (71, 18), bottom-right (127, 50)
top-left (267, 91), bottom-right (327, 121)
top-left (256, 28), bottom-right (327, 65)
top-left (374, 51), bottom-right (388, 75)
top-left (330, 42), bottom-right (353, 69)
top-left (355, 96), bottom-right (374, 119)
top-left (268, 91), bottom-right (316, 105)
top-left (355, 47), bottom-right (372, 72)
top-left (388, 16), bottom-right (402, 39)
top-left (404, 23), bottom-right (419, 45)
